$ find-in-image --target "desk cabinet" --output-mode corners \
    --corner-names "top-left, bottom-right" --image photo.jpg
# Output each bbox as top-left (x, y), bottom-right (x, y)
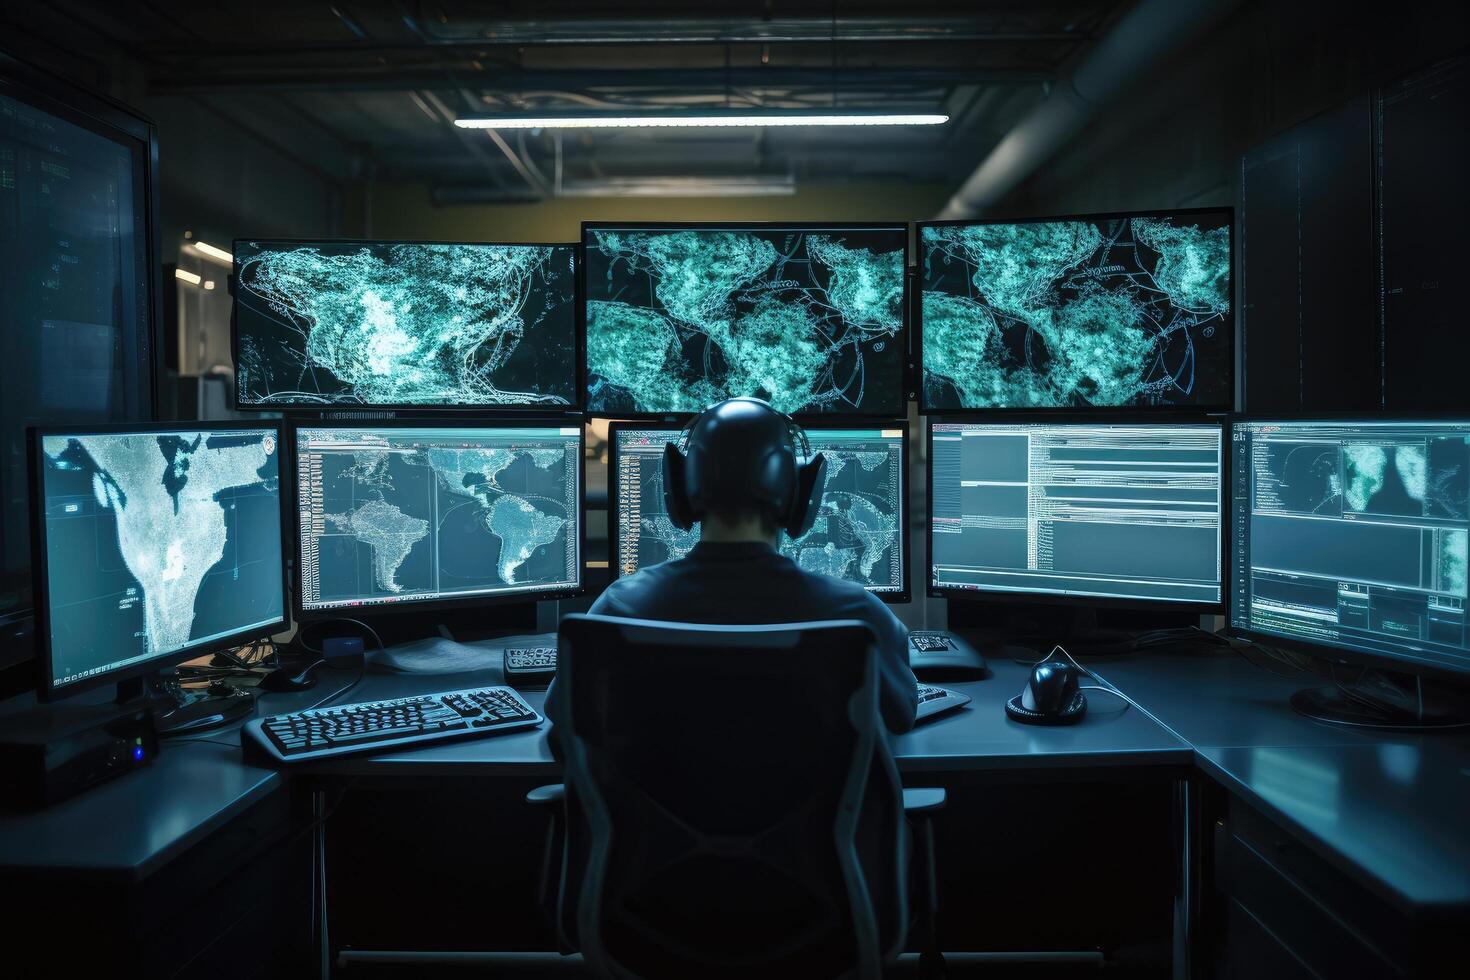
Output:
top-left (1, 789), bottom-right (308, 979)
top-left (1211, 794), bottom-right (1407, 980)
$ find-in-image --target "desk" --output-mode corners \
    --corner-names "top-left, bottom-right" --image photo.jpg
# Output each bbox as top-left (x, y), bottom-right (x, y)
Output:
top-left (1093, 654), bottom-right (1470, 915)
top-left (1093, 653), bottom-right (1470, 978)
top-left (2, 641), bottom-right (1466, 980)
top-left (286, 655), bottom-right (1190, 777)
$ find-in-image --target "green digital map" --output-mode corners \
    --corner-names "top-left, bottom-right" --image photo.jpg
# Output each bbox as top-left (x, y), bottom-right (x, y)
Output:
top-left (235, 242), bottom-right (577, 407)
top-left (1442, 529), bottom-right (1468, 597)
top-left (921, 214), bottom-right (1231, 409)
top-left (585, 228), bottom-right (906, 415)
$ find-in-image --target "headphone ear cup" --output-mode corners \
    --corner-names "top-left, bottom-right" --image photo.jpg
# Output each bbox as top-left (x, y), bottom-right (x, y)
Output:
top-left (785, 451), bottom-right (827, 538)
top-left (662, 442), bottom-right (696, 531)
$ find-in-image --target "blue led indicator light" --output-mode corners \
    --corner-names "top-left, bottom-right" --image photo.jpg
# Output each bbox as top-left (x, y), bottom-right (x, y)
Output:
top-left (132, 746), bottom-right (145, 762)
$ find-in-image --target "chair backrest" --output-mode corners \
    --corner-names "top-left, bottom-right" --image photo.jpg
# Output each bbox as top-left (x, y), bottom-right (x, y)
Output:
top-left (551, 613), bottom-right (908, 980)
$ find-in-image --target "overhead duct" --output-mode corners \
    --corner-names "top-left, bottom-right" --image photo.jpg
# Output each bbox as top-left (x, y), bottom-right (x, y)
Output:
top-left (937, 0), bottom-right (1244, 218)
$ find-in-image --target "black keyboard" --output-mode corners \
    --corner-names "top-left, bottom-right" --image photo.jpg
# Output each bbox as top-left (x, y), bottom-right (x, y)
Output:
top-left (243, 686), bottom-right (541, 763)
top-left (504, 644), bottom-right (557, 677)
top-left (909, 631), bottom-right (952, 652)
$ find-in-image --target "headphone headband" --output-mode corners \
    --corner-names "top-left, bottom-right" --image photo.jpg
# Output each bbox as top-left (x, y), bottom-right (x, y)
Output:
top-left (661, 397), bottom-right (826, 538)
top-left (674, 401), bottom-right (811, 462)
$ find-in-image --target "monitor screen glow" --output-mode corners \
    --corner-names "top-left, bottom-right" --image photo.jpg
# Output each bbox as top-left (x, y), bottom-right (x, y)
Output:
top-left (613, 424), bottom-right (907, 597)
top-left (34, 425), bottom-right (285, 691)
top-left (928, 421), bottom-right (1223, 606)
top-left (1231, 419), bottom-right (1470, 677)
top-left (295, 424), bottom-right (582, 613)
top-left (919, 210), bottom-right (1233, 411)
top-left (233, 240), bottom-right (578, 409)
top-left (584, 224), bottom-right (908, 417)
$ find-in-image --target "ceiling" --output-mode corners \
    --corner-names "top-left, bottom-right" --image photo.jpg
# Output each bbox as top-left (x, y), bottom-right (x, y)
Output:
top-left (10, 1), bottom-right (1132, 199)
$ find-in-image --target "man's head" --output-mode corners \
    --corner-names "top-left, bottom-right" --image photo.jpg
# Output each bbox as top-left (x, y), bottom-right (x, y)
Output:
top-left (662, 398), bottom-right (826, 545)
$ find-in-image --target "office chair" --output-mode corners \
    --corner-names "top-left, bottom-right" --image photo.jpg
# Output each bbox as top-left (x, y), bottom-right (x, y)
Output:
top-left (528, 614), bottom-right (946, 980)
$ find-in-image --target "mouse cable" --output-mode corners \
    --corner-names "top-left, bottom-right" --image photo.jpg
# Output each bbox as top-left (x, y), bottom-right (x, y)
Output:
top-left (1046, 645), bottom-right (1139, 715)
top-left (1078, 685), bottom-right (1140, 715)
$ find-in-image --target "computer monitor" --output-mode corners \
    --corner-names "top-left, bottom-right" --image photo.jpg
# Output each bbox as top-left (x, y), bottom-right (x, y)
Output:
top-left (29, 422), bottom-right (287, 700)
top-left (582, 222), bottom-right (908, 418)
top-left (917, 209), bottom-right (1233, 411)
top-left (927, 419), bottom-right (1224, 608)
top-left (232, 240), bottom-right (579, 410)
top-left (610, 421), bottom-right (909, 601)
top-left (1, 55), bottom-right (159, 681)
top-left (1231, 419), bottom-right (1470, 681)
top-left (293, 421), bottom-right (583, 616)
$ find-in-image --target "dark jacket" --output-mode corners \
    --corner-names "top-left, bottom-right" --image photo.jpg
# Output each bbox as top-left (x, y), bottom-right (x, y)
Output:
top-left (545, 540), bottom-right (919, 736)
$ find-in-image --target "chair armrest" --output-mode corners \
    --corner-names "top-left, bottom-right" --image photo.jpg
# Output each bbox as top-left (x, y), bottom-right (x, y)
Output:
top-left (526, 783), bottom-right (566, 806)
top-left (902, 787), bottom-right (946, 814)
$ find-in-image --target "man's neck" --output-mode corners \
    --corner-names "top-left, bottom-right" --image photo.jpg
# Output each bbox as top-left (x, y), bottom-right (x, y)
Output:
top-left (700, 514), bottom-right (780, 549)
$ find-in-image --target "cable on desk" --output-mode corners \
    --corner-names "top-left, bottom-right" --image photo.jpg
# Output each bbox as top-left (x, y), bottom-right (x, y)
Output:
top-left (299, 623), bottom-right (386, 711)
top-left (1078, 685), bottom-right (1140, 715)
top-left (305, 663), bottom-right (367, 711)
top-left (293, 618), bottom-right (387, 658)
top-left (1133, 626), bottom-right (1230, 650)
top-left (1034, 644), bottom-right (1140, 717)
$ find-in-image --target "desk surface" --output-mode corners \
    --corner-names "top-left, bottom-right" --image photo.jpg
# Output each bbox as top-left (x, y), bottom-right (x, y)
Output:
top-left (1094, 651), bottom-right (1470, 916)
top-left (293, 655), bottom-right (1190, 777)
top-left (0, 677), bottom-right (343, 879)
top-left (2, 638), bottom-right (1467, 919)
top-left (0, 741), bottom-right (279, 879)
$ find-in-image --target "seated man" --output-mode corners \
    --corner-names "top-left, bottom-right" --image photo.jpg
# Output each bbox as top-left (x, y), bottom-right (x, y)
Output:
top-left (547, 397), bottom-right (918, 735)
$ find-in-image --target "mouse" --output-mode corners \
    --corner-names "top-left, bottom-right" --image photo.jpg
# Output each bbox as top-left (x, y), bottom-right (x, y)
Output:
top-left (1006, 658), bottom-right (1087, 724)
top-left (257, 664), bottom-right (319, 693)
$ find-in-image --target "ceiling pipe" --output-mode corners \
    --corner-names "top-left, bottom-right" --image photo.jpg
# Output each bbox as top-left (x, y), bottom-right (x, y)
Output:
top-left (936, 0), bottom-right (1244, 219)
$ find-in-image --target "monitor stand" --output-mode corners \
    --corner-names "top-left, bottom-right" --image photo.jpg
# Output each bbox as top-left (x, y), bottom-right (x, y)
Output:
top-left (1290, 675), bottom-right (1470, 731)
top-left (116, 672), bottom-right (254, 736)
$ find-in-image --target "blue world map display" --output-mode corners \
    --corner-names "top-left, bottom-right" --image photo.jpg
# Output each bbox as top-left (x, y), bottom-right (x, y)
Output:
top-left (296, 427), bottom-right (581, 611)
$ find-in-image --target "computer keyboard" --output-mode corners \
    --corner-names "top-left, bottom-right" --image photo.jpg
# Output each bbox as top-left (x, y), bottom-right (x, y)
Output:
top-left (915, 683), bottom-right (971, 722)
top-left (909, 631), bottom-right (952, 653)
top-left (908, 630), bottom-right (988, 675)
top-left (504, 644), bottom-right (557, 678)
top-left (242, 686), bottom-right (541, 763)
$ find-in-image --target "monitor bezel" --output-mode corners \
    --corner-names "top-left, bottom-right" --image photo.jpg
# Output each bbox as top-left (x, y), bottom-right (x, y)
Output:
top-left (229, 238), bottom-right (584, 414)
top-left (287, 416), bottom-right (587, 621)
top-left (913, 207), bottom-right (1236, 415)
top-left (580, 221), bottom-right (912, 422)
top-left (1226, 413), bottom-right (1470, 683)
top-left (0, 53), bottom-right (163, 694)
top-left (27, 420), bottom-right (291, 702)
top-left (607, 416), bottom-right (912, 604)
top-left (925, 413), bottom-right (1229, 613)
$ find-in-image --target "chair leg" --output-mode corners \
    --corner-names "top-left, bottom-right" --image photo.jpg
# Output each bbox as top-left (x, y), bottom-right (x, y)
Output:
top-left (536, 810), bottom-right (563, 938)
top-left (916, 815), bottom-right (945, 979)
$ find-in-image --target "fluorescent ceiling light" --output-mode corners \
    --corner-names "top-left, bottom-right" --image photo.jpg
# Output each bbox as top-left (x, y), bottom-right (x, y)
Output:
top-left (190, 240), bottom-right (233, 264)
top-left (174, 268), bottom-right (202, 285)
top-left (559, 175), bottom-right (796, 198)
top-left (454, 113), bottom-right (948, 130)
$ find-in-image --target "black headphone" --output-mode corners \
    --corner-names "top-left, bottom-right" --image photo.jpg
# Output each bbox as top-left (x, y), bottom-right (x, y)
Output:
top-left (663, 398), bottom-right (827, 539)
